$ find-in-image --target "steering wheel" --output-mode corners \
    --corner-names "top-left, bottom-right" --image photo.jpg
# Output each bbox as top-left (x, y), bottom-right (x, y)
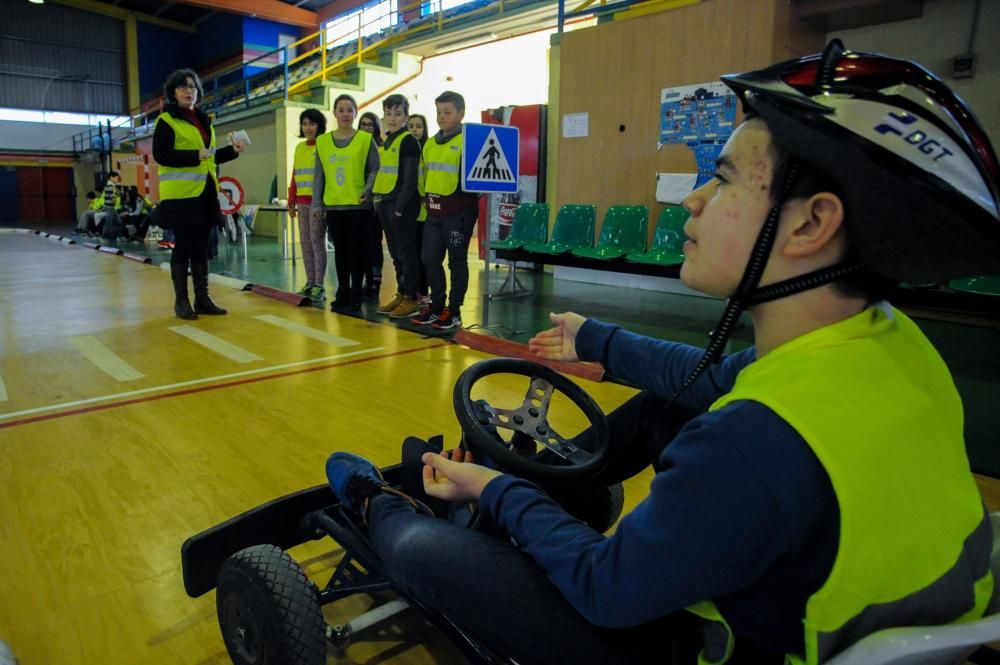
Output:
top-left (453, 358), bottom-right (610, 482)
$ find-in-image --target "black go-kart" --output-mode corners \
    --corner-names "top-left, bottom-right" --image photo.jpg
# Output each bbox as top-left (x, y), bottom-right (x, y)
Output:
top-left (181, 358), bottom-right (624, 665)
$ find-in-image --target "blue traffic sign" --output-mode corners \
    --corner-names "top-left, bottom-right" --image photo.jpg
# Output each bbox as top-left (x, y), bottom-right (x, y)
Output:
top-left (462, 123), bottom-right (519, 193)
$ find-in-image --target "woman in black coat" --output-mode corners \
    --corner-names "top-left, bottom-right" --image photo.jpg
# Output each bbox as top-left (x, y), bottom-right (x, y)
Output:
top-left (153, 68), bottom-right (244, 319)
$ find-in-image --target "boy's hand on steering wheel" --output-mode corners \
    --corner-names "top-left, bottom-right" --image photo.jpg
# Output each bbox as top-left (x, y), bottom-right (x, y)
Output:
top-left (421, 450), bottom-right (501, 503)
top-left (527, 312), bottom-right (586, 361)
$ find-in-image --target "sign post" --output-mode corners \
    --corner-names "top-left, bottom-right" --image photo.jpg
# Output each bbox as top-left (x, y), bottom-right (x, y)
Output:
top-left (462, 123), bottom-right (521, 331)
top-left (217, 176), bottom-right (244, 215)
top-left (462, 123), bottom-right (520, 194)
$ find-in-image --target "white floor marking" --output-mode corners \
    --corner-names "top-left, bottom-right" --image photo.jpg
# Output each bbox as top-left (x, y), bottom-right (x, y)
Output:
top-left (253, 315), bottom-right (361, 347)
top-left (169, 325), bottom-right (263, 363)
top-left (0, 347), bottom-right (385, 422)
top-left (69, 336), bottom-right (145, 382)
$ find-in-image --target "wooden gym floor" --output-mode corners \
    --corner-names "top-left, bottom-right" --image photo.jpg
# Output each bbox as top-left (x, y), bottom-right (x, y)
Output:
top-left (2, 230), bottom-right (998, 665)
top-left (0, 232), bottom-right (646, 664)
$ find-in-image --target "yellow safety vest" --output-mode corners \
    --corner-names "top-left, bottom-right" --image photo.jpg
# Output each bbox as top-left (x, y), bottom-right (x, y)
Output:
top-left (417, 157), bottom-right (427, 222)
top-left (156, 112), bottom-right (217, 201)
top-left (373, 130), bottom-right (411, 195)
top-left (95, 193), bottom-right (122, 209)
top-left (315, 131), bottom-right (373, 207)
top-left (691, 304), bottom-right (992, 665)
top-left (422, 131), bottom-right (463, 196)
top-left (292, 140), bottom-right (317, 199)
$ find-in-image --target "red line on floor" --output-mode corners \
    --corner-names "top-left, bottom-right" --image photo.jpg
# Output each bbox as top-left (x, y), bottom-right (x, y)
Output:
top-left (0, 343), bottom-right (451, 430)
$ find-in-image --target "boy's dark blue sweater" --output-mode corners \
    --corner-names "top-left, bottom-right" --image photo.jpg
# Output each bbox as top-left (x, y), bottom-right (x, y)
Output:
top-left (479, 319), bottom-right (840, 657)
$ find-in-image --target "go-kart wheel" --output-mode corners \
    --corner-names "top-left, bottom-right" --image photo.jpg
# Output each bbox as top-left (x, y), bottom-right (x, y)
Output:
top-left (453, 358), bottom-right (610, 483)
top-left (216, 544), bottom-right (326, 665)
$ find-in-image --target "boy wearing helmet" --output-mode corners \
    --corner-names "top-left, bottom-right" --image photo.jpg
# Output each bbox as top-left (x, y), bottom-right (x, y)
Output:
top-left (325, 41), bottom-right (999, 664)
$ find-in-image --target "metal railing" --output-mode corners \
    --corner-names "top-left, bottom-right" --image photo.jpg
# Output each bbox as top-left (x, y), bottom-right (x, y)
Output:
top-left (72, 0), bottom-right (675, 154)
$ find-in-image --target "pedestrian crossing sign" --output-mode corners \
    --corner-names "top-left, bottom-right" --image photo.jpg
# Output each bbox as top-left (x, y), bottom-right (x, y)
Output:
top-left (462, 123), bottom-right (519, 193)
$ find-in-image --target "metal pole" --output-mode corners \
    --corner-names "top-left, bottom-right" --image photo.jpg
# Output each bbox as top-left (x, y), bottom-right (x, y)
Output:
top-left (481, 193), bottom-right (493, 329)
top-left (283, 46), bottom-right (290, 99)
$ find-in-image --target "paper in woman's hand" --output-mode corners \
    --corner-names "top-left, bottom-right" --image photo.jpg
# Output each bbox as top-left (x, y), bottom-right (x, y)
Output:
top-left (229, 129), bottom-right (251, 146)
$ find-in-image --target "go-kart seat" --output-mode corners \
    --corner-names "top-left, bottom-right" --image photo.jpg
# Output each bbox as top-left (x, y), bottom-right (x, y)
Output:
top-left (823, 512), bottom-right (1000, 665)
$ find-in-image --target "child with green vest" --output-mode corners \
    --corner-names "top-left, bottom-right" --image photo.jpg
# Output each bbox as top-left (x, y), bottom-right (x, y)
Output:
top-left (373, 93), bottom-right (423, 319)
top-left (309, 94), bottom-right (380, 312)
top-left (325, 42), bottom-right (1000, 664)
top-left (410, 90), bottom-right (480, 330)
top-left (407, 113), bottom-right (431, 302)
top-left (359, 111), bottom-right (386, 302)
top-left (287, 108), bottom-right (328, 302)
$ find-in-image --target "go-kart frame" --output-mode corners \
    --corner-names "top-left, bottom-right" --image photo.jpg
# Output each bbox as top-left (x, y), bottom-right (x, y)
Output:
top-left (182, 463), bottom-right (513, 665)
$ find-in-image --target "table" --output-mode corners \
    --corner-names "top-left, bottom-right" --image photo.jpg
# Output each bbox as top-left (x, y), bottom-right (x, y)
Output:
top-left (257, 204), bottom-right (297, 264)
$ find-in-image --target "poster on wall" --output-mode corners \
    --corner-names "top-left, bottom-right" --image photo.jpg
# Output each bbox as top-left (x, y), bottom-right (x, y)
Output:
top-left (660, 82), bottom-right (737, 187)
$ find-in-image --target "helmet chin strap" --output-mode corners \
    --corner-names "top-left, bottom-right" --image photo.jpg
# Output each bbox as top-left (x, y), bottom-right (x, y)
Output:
top-left (745, 263), bottom-right (863, 306)
top-left (664, 160), bottom-right (859, 407)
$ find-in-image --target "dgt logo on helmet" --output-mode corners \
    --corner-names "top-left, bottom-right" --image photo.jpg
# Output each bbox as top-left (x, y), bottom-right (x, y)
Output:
top-left (874, 111), bottom-right (955, 161)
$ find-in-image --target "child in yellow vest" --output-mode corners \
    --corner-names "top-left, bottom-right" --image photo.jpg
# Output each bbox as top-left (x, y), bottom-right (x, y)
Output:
top-left (410, 90), bottom-right (480, 330)
top-left (326, 42), bottom-right (1000, 664)
top-left (358, 111), bottom-right (386, 302)
top-left (309, 94), bottom-right (380, 312)
top-left (287, 108), bottom-right (327, 302)
top-left (373, 94), bottom-right (424, 319)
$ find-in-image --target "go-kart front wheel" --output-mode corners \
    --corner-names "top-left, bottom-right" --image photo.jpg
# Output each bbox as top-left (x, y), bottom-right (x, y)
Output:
top-left (216, 544), bottom-right (326, 665)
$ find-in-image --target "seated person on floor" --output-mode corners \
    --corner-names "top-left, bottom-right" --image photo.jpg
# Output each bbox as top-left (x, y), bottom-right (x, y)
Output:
top-left (120, 185), bottom-right (148, 239)
top-left (75, 191), bottom-right (99, 233)
top-left (325, 41), bottom-right (1000, 665)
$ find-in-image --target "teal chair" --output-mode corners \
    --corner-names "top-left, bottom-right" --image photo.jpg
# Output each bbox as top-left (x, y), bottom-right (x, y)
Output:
top-left (627, 206), bottom-right (689, 266)
top-left (949, 275), bottom-right (1000, 296)
top-left (491, 203), bottom-right (550, 250)
top-left (572, 205), bottom-right (649, 260)
top-left (523, 204), bottom-right (597, 255)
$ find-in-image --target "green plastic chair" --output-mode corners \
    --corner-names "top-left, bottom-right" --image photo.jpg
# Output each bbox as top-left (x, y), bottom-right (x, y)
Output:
top-left (491, 203), bottom-right (550, 250)
top-left (627, 206), bottom-right (689, 266)
top-left (572, 205), bottom-right (649, 260)
top-left (949, 275), bottom-right (1000, 296)
top-left (523, 204), bottom-right (597, 255)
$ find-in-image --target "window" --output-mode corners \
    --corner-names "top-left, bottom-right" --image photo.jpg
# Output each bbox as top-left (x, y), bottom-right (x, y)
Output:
top-left (325, 0), bottom-right (398, 49)
top-left (420, 0), bottom-right (476, 16)
top-left (0, 108), bottom-right (129, 127)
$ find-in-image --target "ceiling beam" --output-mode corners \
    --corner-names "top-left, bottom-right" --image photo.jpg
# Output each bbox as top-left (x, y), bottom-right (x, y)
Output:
top-left (170, 0), bottom-right (319, 28)
top-left (50, 0), bottom-right (197, 33)
top-left (154, 1), bottom-right (177, 17)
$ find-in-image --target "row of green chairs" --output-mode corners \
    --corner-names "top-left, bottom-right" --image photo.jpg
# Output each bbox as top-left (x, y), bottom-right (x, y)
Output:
top-left (492, 203), bottom-right (691, 267)
top-left (949, 275), bottom-right (1000, 296)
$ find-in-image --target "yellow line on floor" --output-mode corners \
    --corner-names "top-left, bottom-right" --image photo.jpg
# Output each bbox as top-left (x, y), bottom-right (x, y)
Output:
top-left (0, 347), bottom-right (385, 422)
top-left (69, 336), bottom-right (145, 382)
top-left (253, 315), bottom-right (361, 347)
top-left (169, 325), bottom-right (263, 364)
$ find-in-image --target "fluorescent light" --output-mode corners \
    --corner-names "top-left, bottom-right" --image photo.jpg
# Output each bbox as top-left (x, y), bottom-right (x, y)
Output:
top-left (28, 0), bottom-right (45, 4)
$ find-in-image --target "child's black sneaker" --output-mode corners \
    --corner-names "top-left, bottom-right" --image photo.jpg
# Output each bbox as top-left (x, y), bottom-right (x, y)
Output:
top-left (410, 307), bottom-right (439, 325)
top-left (432, 308), bottom-right (462, 330)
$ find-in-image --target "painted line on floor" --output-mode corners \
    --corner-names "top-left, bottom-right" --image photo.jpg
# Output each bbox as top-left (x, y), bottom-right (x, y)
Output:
top-left (0, 374), bottom-right (7, 402)
top-left (253, 315), bottom-right (361, 347)
top-left (170, 325), bottom-right (263, 364)
top-left (69, 336), bottom-right (145, 382)
top-left (0, 343), bottom-right (450, 429)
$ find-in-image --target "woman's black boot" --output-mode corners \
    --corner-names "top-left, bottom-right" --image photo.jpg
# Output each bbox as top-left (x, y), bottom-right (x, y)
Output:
top-left (171, 265), bottom-right (198, 320)
top-left (191, 262), bottom-right (227, 315)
